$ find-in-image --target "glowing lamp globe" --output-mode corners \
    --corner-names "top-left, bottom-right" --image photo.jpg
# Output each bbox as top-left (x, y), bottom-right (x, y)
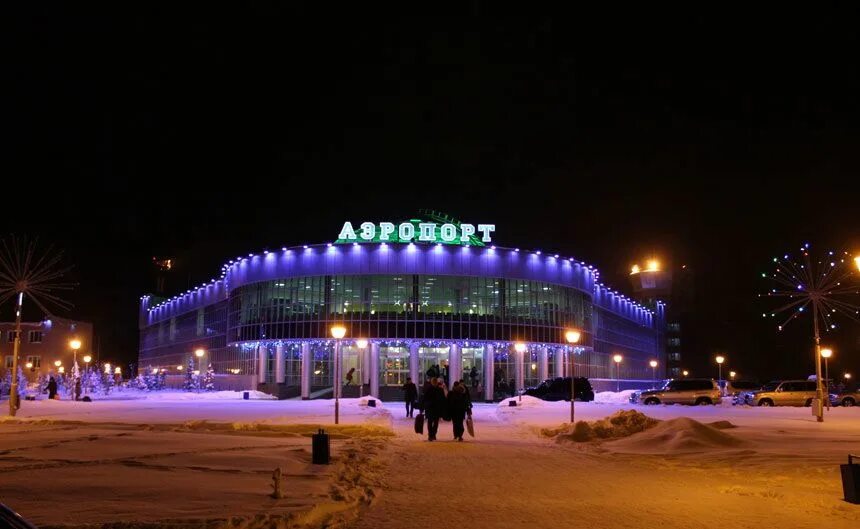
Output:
top-left (649, 360), bottom-right (658, 368)
top-left (821, 348), bottom-right (833, 359)
top-left (716, 355), bottom-right (725, 365)
top-left (613, 354), bottom-right (623, 364)
top-left (194, 348), bottom-right (205, 358)
top-left (565, 330), bottom-right (581, 344)
top-left (83, 355), bottom-right (91, 363)
top-left (69, 339), bottom-right (81, 351)
top-left (330, 325), bottom-right (347, 339)
top-left (514, 342), bottom-right (527, 354)
top-left (356, 339), bottom-right (368, 349)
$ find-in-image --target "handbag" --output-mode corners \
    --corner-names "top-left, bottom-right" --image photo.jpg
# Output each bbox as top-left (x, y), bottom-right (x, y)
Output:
top-left (466, 416), bottom-right (475, 437)
top-left (414, 413), bottom-right (424, 434)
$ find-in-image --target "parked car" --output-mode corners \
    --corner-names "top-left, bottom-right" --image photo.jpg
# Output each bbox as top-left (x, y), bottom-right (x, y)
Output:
top-left (629, 378), bottom-right (721, 406)
top-left (523, 377), bottom-right (595, 402)
top-left (0, 503), bottom-right (38, 529)
top-left (745, 380), bottom-right (818, 407)
top-left (724, 380), bottom-right (761, 396)
top-left (830, 389), bottom-right (859, 407)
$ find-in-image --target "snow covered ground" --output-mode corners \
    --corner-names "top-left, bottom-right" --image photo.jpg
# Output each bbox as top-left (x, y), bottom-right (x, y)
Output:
top-left (2, 391), bottom-right (860, 528)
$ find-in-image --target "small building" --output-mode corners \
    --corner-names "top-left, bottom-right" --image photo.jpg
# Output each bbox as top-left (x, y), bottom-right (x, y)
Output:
top-left (0, 319), bottom-right (94, 379)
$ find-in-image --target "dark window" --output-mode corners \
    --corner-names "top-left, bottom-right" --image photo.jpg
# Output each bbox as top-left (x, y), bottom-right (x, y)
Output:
top-left (7, 331), bottom-right (18, 343)
top-left (802, 381), bottom-right (817, 391)
top-left (692, 380), bottom-right (713, 390)
top-left (28, 331), bottom-right (42, 343)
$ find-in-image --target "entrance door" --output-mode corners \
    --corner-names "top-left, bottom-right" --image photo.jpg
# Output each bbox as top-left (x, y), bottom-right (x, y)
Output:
top-left (419, 346), bottom-right (450, 382)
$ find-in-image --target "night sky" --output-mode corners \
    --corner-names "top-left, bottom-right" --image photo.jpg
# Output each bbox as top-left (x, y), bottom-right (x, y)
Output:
top-left (4, 7), bottom-right (858, 381)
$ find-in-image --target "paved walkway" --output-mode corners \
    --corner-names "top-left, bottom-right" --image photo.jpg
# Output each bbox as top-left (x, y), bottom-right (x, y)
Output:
top-left (348, 404), bottom-right (853, 529)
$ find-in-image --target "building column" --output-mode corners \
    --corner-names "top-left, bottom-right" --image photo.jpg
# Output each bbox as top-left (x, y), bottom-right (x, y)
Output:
top-left (363, 345), bottom-right (372, 386)
top-left (300, 342), bottom-right (311, 400)
top-left (539, 346), bottom-right (549, 382)
top-left (515, 347), bottom-right (525, 396)
top-left (275, 344), bottom-right (285, 384)
top-left (257, 345), bottom-right (267, 385)
top-left (483, 344), bottom-right (494, 402)
top-left (554, 346), bottom-right (564, 378)
top-left (370, 342), bottom-right (380, 398)
top-left (409, 342), bottom-right (420, 384)
top-left (448, 343), bottom-right (461, 389)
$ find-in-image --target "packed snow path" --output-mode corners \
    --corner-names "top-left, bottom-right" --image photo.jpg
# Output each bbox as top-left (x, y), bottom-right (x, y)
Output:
top-left (350, 399), bottom-right (860, 529)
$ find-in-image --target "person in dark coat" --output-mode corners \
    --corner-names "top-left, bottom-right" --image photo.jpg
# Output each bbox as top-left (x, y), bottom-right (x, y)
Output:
top-left (344, 367), bottom-right (355, 386)
top-left (469, 366), bottom-right (479, 389)
top-left (447, 382), bottom-right (470, 441)
top-left (46, 376), bottom-right (58, 400)
top-left (459, 379), bottom-right (472, 411)
top-left (509, 378), bottom-right (516, 397)
top-left (74, 377), bottom-right (82, 401)
top-left (422, 377), bottom-right (445, 441)
top-left (402, 377), bottom-right (418, 418)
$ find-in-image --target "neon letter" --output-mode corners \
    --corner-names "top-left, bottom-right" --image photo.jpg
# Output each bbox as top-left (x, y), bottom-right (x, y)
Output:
top-left (360, 222), bottom-right (376, 241)
top-left (418, 223), bottom-right (437, 241)
top-left (459, 223), bottom-right (475, 243)
top-left (440, 223), bottom-right (457, 242)
top-left (338, 222), bottom-right (357, 240)
top-left (398, 222), bottom-right (415, 241)
top-left (378, 222), bottom-right (395, 241)
top-left (477, 224), bottom-right (495, 242)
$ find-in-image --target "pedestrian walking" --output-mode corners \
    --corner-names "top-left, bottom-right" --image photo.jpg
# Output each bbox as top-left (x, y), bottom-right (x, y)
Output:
top-left (469, 366), bottom-right (479, 389)
top-left (74, 377), bottom-right (82, 401)
top-left (402, 377), bottom-right (418, 418)
top-left (448, 381), bottom-right (470, 441)
top-left (423, 377), bottom-right (445, 441)
top-left (46, 376), bottom-right (58, 400)
top-left (344, 367), bottom-right (355, 386)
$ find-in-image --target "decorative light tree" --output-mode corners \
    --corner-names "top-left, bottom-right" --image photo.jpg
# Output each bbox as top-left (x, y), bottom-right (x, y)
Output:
top-left (183, 357), bottom-right (195, 391)
top-left (203, 363), bottom-right (215, 391)
top-left (0, 236), bottom-right (75, 415)
top-left (761, 244), bottom-right (860, 422)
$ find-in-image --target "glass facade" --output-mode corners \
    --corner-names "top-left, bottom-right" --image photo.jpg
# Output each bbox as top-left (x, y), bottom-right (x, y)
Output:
top-left (227, 274), bottom-right (590, 344)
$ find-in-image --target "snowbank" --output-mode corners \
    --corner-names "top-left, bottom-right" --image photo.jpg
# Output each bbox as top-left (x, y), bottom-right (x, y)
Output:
top-left (607, 417), bottom-right (745, 453)
top-left (99, 389), bottom-right (278, 401)
top-left (593, 390), bottom-right (638, 404)
top-left (496, 395), bottom-right (553, 409)
top-left (541, 409), bottom-right (659, 442)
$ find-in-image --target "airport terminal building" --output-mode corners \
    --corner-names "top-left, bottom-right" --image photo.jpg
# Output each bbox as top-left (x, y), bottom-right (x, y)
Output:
top-left (138, 212), bottom-right (664, 400)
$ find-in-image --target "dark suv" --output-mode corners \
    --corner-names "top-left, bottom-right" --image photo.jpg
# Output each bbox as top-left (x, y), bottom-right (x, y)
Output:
top-left (630, 378), bottom-right (721, 405)
top-left (523, 377), bottom-right (595, 402)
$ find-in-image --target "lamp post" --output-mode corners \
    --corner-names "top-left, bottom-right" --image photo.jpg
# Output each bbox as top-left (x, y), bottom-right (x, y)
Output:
top-left (649, 360), bottom-right (658, 389)
top-left (83, 355), bottom-right (92, 394)
top-left (194, 348), bottom-right (205, 392)
top-left (514, 342), bottom-right (526, 402)
top-left (729, 371), bottom-right (736, 380)
top-left (565, 330), bottom-right (580, 422)
top-left (356, 339), bottom-right (368, 398)
top-left (331, 325), bottom-right (347, 424)
top-left (24, 362), bottom-right (33, 385)
top-left (613, 354), bottom-right (623, 392)
top-left (845, 373), bottom-right (852, 381)
top-left (715, 355), bottom-right (725, 390)
top-left (682, 370), bottom-right (689, 377)
top-left (821, 348), bottom-right (833, 411)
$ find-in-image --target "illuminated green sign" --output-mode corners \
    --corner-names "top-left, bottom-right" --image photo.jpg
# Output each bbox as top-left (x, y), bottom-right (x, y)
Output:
top-left (335, 218), bottom-right (495, 246)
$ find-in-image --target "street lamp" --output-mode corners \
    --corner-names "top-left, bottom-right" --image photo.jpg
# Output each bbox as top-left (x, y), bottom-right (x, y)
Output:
top-left (331, 325), bottom-right (347, 424)
top-left (821, 348), bottom-right (833, 410)
top-left (729, 371), bottom-right (736, 380)
top-left (514, 342), bottom-right (527, 402)
top-left (565, 330), bottom-right (581, 422)
top-left (54, 360), bottom-right (61, 368)
top-left (104, 363), bottom-right (111, 374)
top-left (83, 355), bottom-right (92, 394)
top-left (855, 255), bottom-right (860, 272)
top-left (356, 339), bottom-right (368, 398)
top-left (70, 339), bottom-right (81, 372)
top-left (845, 373), bottom-right (852, 381)
top-left (613, 354), bottom-right (623, 392)
top-left (649, 360), bottom-right (658, 389)
top-left (194, 348), bottom-right (205, 392)
top-left (715, 355), bottom-right (725, 384)
top-left (682, 370), bottom-right (689, 377)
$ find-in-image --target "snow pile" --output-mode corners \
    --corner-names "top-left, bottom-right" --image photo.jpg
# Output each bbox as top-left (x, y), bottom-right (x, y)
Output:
top-left (121, 389), bottom-right (277, 401)
top-left (541, 409), bottom-right (659, 442)
top-left (607, 417), bottom-right (745, 453)
top-left (593, 390), bottom-right (638, 404)
top-left (496, 396), bottom-right (553, 409)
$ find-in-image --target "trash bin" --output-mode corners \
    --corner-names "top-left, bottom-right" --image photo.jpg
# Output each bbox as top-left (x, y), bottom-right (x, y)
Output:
top-left (367, 399), bottom-right (376, 408)
top-left (312, 429), bottom-right (330, 465)
top-left (243, 391), bottom-right (249, 400)
top-left (841, 454), bottom-right (860, 503)
top-left (508, 400), bottom-right (517, 407)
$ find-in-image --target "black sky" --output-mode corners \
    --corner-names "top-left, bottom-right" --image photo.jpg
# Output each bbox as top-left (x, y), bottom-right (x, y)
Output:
top-left (3, 6), bottom-right (858, 380)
